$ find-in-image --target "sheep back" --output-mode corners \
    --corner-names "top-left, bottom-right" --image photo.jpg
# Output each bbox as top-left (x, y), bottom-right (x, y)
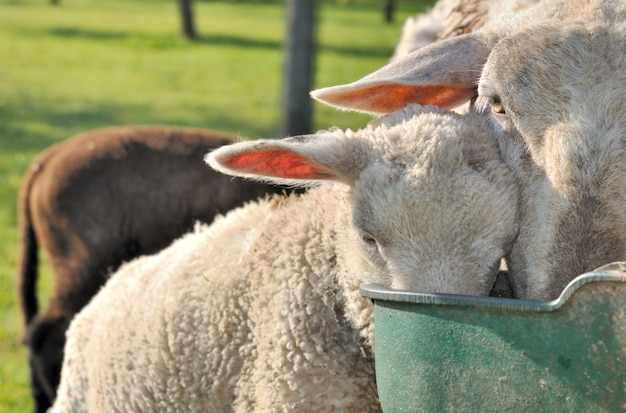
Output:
top-left (51, 188), bottom-right (378, 413)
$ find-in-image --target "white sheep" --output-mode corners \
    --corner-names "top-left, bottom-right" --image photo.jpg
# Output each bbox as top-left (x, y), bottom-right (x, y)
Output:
top-left (311, 0), bottom-right (626, 300)
top-left (49, 105), bottom-right (518, 413)
top-left (391, 0), bottom-right (539, 61)
top-left (391, 2), bottom-right (448, 60)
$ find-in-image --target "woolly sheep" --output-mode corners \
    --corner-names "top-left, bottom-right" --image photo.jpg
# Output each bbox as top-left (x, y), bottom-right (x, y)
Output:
top-left (391, 0), bottom-right (538, 60)
top-left (311, 0), bottom-right (626, 299)
top-left (49, 105), bottom-right (519, 413)
top-left (16, 125), bottom-right (291, 413)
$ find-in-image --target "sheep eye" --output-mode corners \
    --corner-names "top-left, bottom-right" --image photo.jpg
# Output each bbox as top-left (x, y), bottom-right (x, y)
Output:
top-left (489, 96), bottom-right (506, 114)
top-left (360, 231), bottom-right (382, 255)
top-left (361, 231), bottom-right (377, 247)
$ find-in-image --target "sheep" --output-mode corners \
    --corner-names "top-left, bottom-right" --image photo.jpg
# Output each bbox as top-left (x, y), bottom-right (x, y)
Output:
top-left (17, 125), bottom-right (293, 413)
top-left (311, 0), bottom-right (626, 300)
top-left (391, 0), bottom-right (539, 61)
top-left (49, 104), bottom-right (519, 413)
top-left (391, 2), bottom-right (449, 59)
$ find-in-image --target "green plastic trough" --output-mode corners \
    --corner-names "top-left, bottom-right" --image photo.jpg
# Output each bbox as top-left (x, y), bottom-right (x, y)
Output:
top-left (360, 262), bottom-right (626, 413)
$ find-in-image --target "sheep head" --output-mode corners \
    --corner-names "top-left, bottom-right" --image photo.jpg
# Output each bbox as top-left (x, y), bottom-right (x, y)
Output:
top-left (310, 4), bottom-right (626, 299)
top-left (207, 105), bottom-right (518, 296)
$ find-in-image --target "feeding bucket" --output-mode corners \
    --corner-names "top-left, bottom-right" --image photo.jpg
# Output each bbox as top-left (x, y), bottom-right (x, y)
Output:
top-left (360, 262), bottom-right (626, 412)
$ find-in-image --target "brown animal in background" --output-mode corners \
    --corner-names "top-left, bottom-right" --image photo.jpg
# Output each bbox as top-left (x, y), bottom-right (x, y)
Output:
top-left (16, 125), bottom-right (291, 413)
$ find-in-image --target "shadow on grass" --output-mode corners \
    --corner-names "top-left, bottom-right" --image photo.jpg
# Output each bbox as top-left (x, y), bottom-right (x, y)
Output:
top-left (0, 0), bottom-right (33, 5)
top-left (320, 43), bottom-right (393, 58)
top-left (44, 27), bottom-right (186, 49)
top-left (40, 27), bottom-right (392, 57)
top-left (197, 34), bottom-right (282, 50)
top-left (0, 104), bottom-right (129, 152)
top-left (0, 100), bottom-right (281, 154)
top-left (46, 27), bottom-right (129, 41)
top-left (43, 27), bottom-right (283, 50)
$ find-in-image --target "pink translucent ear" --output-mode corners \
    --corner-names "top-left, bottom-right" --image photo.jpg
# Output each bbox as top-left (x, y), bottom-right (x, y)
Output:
top-left (216, 148), bottom-right (333, 180)
top-left (311, 83), bottom-right (475, 115)
top-left (311, 34), bottom-right (492, 115)
top-left (207, 135), bottom-right (363, 186)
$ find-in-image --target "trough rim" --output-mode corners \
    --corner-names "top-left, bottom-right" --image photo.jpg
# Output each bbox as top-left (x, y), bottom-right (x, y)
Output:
top-left (360, 261), bottom-right (626, 312)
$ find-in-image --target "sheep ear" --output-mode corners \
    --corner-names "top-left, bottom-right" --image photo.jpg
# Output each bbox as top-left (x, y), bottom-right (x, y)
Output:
top-left (311, 34), bottom-right (492, 115)
top-left (206, 135), bottom-right (361, 187)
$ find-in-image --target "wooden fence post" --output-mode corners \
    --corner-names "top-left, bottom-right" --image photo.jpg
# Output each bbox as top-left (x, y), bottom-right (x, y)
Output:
top-left (177, 0), bottom-right (197, 40)
top-left (280, 0), bottom-right (319, 136)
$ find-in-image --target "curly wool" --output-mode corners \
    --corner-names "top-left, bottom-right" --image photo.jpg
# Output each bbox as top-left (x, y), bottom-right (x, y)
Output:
top-left (51, 187), bottom-right (379, 413)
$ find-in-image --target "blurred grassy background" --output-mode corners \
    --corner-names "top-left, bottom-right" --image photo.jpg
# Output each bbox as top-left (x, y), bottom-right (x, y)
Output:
top-left (0, 0), bottom-right (432, 410)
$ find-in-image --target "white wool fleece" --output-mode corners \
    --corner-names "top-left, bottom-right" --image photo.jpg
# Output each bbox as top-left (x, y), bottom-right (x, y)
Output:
top-left (51, 189), bottom-right (379, 413)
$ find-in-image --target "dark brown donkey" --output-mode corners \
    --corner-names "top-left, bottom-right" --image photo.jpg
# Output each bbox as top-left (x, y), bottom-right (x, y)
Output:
top-left (17, 125), bottom-right (292, 413)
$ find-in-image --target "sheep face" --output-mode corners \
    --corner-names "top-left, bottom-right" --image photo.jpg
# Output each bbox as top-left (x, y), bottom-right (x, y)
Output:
top-left (310, 9), bottom-right (626, 299)
top-left (476, 24), bottom-right (626, 298)
top-left (343, 154), bottom-right (515, 296)
top-left (208, 106), bottom-right (519, 296)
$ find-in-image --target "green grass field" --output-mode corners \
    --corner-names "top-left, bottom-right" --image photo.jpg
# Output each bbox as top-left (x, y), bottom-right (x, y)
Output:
top-left (0, 0), bottom-right (430, 410)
